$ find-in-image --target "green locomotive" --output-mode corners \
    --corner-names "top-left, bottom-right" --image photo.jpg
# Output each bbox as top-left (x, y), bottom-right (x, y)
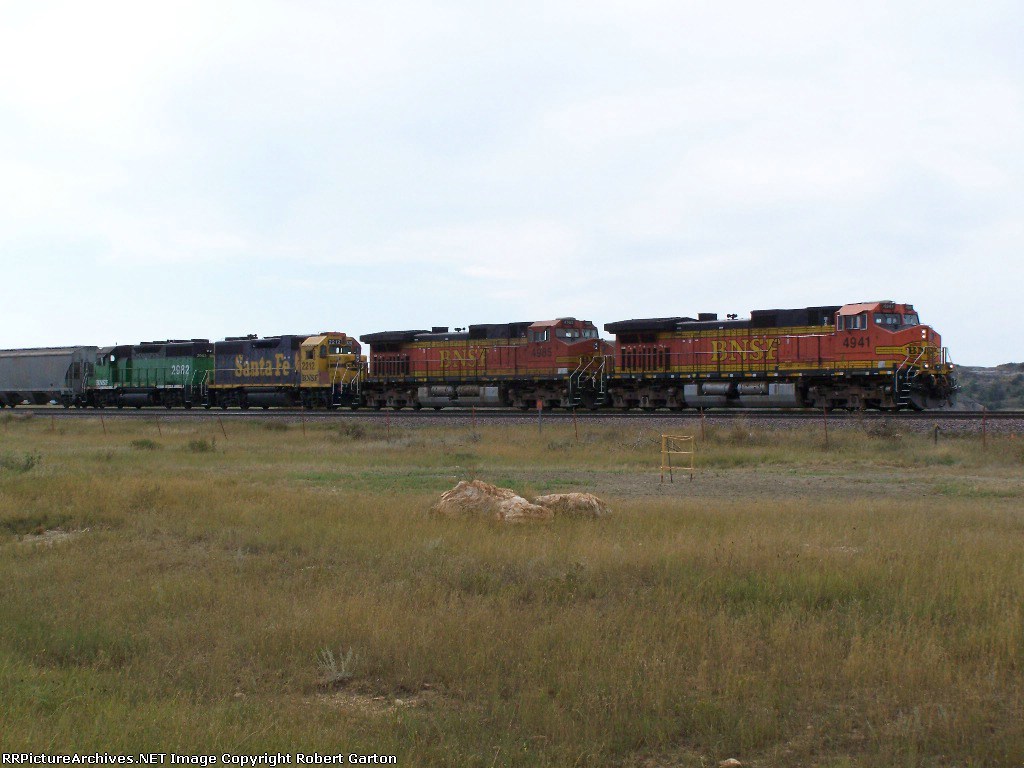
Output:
top-left (85, 340), bottom-right (214, 409)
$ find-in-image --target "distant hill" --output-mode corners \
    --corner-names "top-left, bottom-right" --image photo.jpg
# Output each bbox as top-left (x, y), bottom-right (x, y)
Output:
top-left (955, 364), bottom-right (1024, 410)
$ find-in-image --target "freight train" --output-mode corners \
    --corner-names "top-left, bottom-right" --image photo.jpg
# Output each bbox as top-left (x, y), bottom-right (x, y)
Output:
top-left (0, 300), bottom-right (956, 412)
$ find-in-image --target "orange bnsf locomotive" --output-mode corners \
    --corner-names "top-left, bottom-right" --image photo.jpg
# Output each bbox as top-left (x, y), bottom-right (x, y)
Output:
top-left (603, 300), bottom-right (955, 410)
top-left (359, 318), bottom-right (612, 410)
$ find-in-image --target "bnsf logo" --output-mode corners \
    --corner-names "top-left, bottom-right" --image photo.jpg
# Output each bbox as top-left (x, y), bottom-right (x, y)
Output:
top-left (438, 348), bottom-right (487, 369)
top-left (709, 338), bottom-right (778, 363)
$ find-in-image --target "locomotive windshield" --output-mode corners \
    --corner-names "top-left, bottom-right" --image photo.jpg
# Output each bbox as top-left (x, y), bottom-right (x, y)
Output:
top-left (554, 327), bottom-right (599, 341)
top-left (874, 312), bottom-right (921, 330)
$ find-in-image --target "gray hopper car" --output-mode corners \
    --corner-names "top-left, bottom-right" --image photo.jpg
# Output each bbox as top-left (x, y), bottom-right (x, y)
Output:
top-left (0, 347), bottom-right (98, 407)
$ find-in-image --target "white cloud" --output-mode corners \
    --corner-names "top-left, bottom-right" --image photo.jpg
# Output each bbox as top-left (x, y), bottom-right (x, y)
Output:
top-left (1, 1), bottom-right (1022, 364)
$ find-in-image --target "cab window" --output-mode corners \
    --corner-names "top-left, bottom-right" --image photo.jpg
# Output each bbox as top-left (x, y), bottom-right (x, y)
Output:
top-left (839, 313), bottom-right (867, 330)
top-left (873, 312), bottom-right (901, 329)
top-left (555, 328), bottom-right (581, 340)
top-left (903, 313), bottom-right (919, 326)
top-left (530, 330), bottom-right (550, 342)
top-left (319, 345), bottom-right (327, 358)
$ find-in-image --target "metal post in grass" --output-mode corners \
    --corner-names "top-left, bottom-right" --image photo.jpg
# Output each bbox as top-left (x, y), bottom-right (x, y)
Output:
top-left (217, 415), bottom-right (227, 440)
top-left (933, 423), bottom-right (940, 446)
top-left (157, 419), bottom-right (162, 437)
top-left (537, 399), bottom-right (543, 435)
top-left (573, 407), bottom-right (579, 444)
top-left (385, 411), bottom-right (391, 442)
top-left (700, 408), bottom-right (706, 442)
top-left (822, 405), bottom-right (829, 450)
top-left (982, 407), bottom-right (988, 449)
top-left (100, 413), bottom-right (107, 435)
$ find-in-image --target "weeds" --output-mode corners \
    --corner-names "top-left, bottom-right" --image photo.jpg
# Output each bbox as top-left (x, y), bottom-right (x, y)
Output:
top-left (316, 647), bottom-right (360, 688)
top-left (130, 439), bottom-right (161, 451)
top-left (0, 452), bottom-right (40, 473)
top-left (336, 423), bottom-right (367, 440)
top-left (187, 438), bottom-right (214, 453)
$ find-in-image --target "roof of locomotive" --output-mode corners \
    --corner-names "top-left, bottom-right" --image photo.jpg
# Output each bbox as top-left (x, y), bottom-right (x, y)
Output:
top-left (605, 305), bottom-right (841, 334)
top-left (837, 300), bottom-right (913, 315)
top-left (528, 317), bottom-right (596, 328)
top-left (0, 346), bottom-right (98, 357)
top-left (214, 335), bottom-right (307, 354)
top-left (359, 330), bottom-right (431, 344)
top-left (361, 322), bottom-right (534, 345)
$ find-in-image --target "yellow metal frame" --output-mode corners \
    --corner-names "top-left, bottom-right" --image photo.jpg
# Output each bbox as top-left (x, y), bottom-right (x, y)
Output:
top-left (660, 434), bottom-right (694, 483)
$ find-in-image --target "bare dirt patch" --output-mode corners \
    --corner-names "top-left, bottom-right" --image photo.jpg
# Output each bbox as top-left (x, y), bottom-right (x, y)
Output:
top-left (17, 527), bottom-right (89, 546)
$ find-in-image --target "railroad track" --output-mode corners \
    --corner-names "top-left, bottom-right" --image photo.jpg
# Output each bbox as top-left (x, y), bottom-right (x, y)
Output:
top-left (6, 405), bottom-right (1020, 421)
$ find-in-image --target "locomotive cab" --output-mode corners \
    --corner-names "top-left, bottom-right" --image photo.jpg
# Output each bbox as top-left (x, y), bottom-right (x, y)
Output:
top-left (526, 318), bottom-right (611, 409)
top-left (833, 300), bottom-right (954, 409)
top-left (298, 332), bottom-right (363, 407)
top-left (528, 318), bottom-right (602, 349)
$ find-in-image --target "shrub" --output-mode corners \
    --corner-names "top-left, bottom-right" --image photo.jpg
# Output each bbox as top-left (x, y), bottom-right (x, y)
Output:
top-left (0, 452), bottom-right (40, 473)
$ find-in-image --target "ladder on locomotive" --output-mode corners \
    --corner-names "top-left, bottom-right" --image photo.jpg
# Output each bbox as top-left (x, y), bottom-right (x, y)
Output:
top-left (196, 369), bottom-right (210, 407)
top-left (894, 348), bottom-right (927, 408)
top-left (568, 355), bottom-right (609, 409)
top-left (329, 359), bottom-right (362, 404)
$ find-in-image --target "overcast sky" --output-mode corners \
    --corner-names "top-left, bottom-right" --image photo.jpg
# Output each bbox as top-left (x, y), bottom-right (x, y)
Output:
top-left (1, 1), bottom-right (1020, 365)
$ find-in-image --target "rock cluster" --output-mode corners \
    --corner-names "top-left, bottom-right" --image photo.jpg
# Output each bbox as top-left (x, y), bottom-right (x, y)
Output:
top-left (432, 481), bottom-right (610, 523)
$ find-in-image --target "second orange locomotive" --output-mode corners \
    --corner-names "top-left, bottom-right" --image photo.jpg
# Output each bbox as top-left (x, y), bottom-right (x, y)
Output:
top-left (360, 317), bottom-right (612, 410)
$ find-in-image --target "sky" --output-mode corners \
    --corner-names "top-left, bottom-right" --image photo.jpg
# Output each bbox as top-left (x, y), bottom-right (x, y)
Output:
top-left (1, 1), bottom-right (1021, 365)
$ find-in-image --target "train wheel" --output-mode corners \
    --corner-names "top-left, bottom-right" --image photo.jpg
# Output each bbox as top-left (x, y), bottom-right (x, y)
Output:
top-left (433, 406), bottom-right (443, 411)
top-left (184, 402), bottom-right (193, 410)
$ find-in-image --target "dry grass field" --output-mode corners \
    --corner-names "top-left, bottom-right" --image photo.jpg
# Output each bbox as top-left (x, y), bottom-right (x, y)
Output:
top-left (0, 412), bottom-right (1022, 766)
